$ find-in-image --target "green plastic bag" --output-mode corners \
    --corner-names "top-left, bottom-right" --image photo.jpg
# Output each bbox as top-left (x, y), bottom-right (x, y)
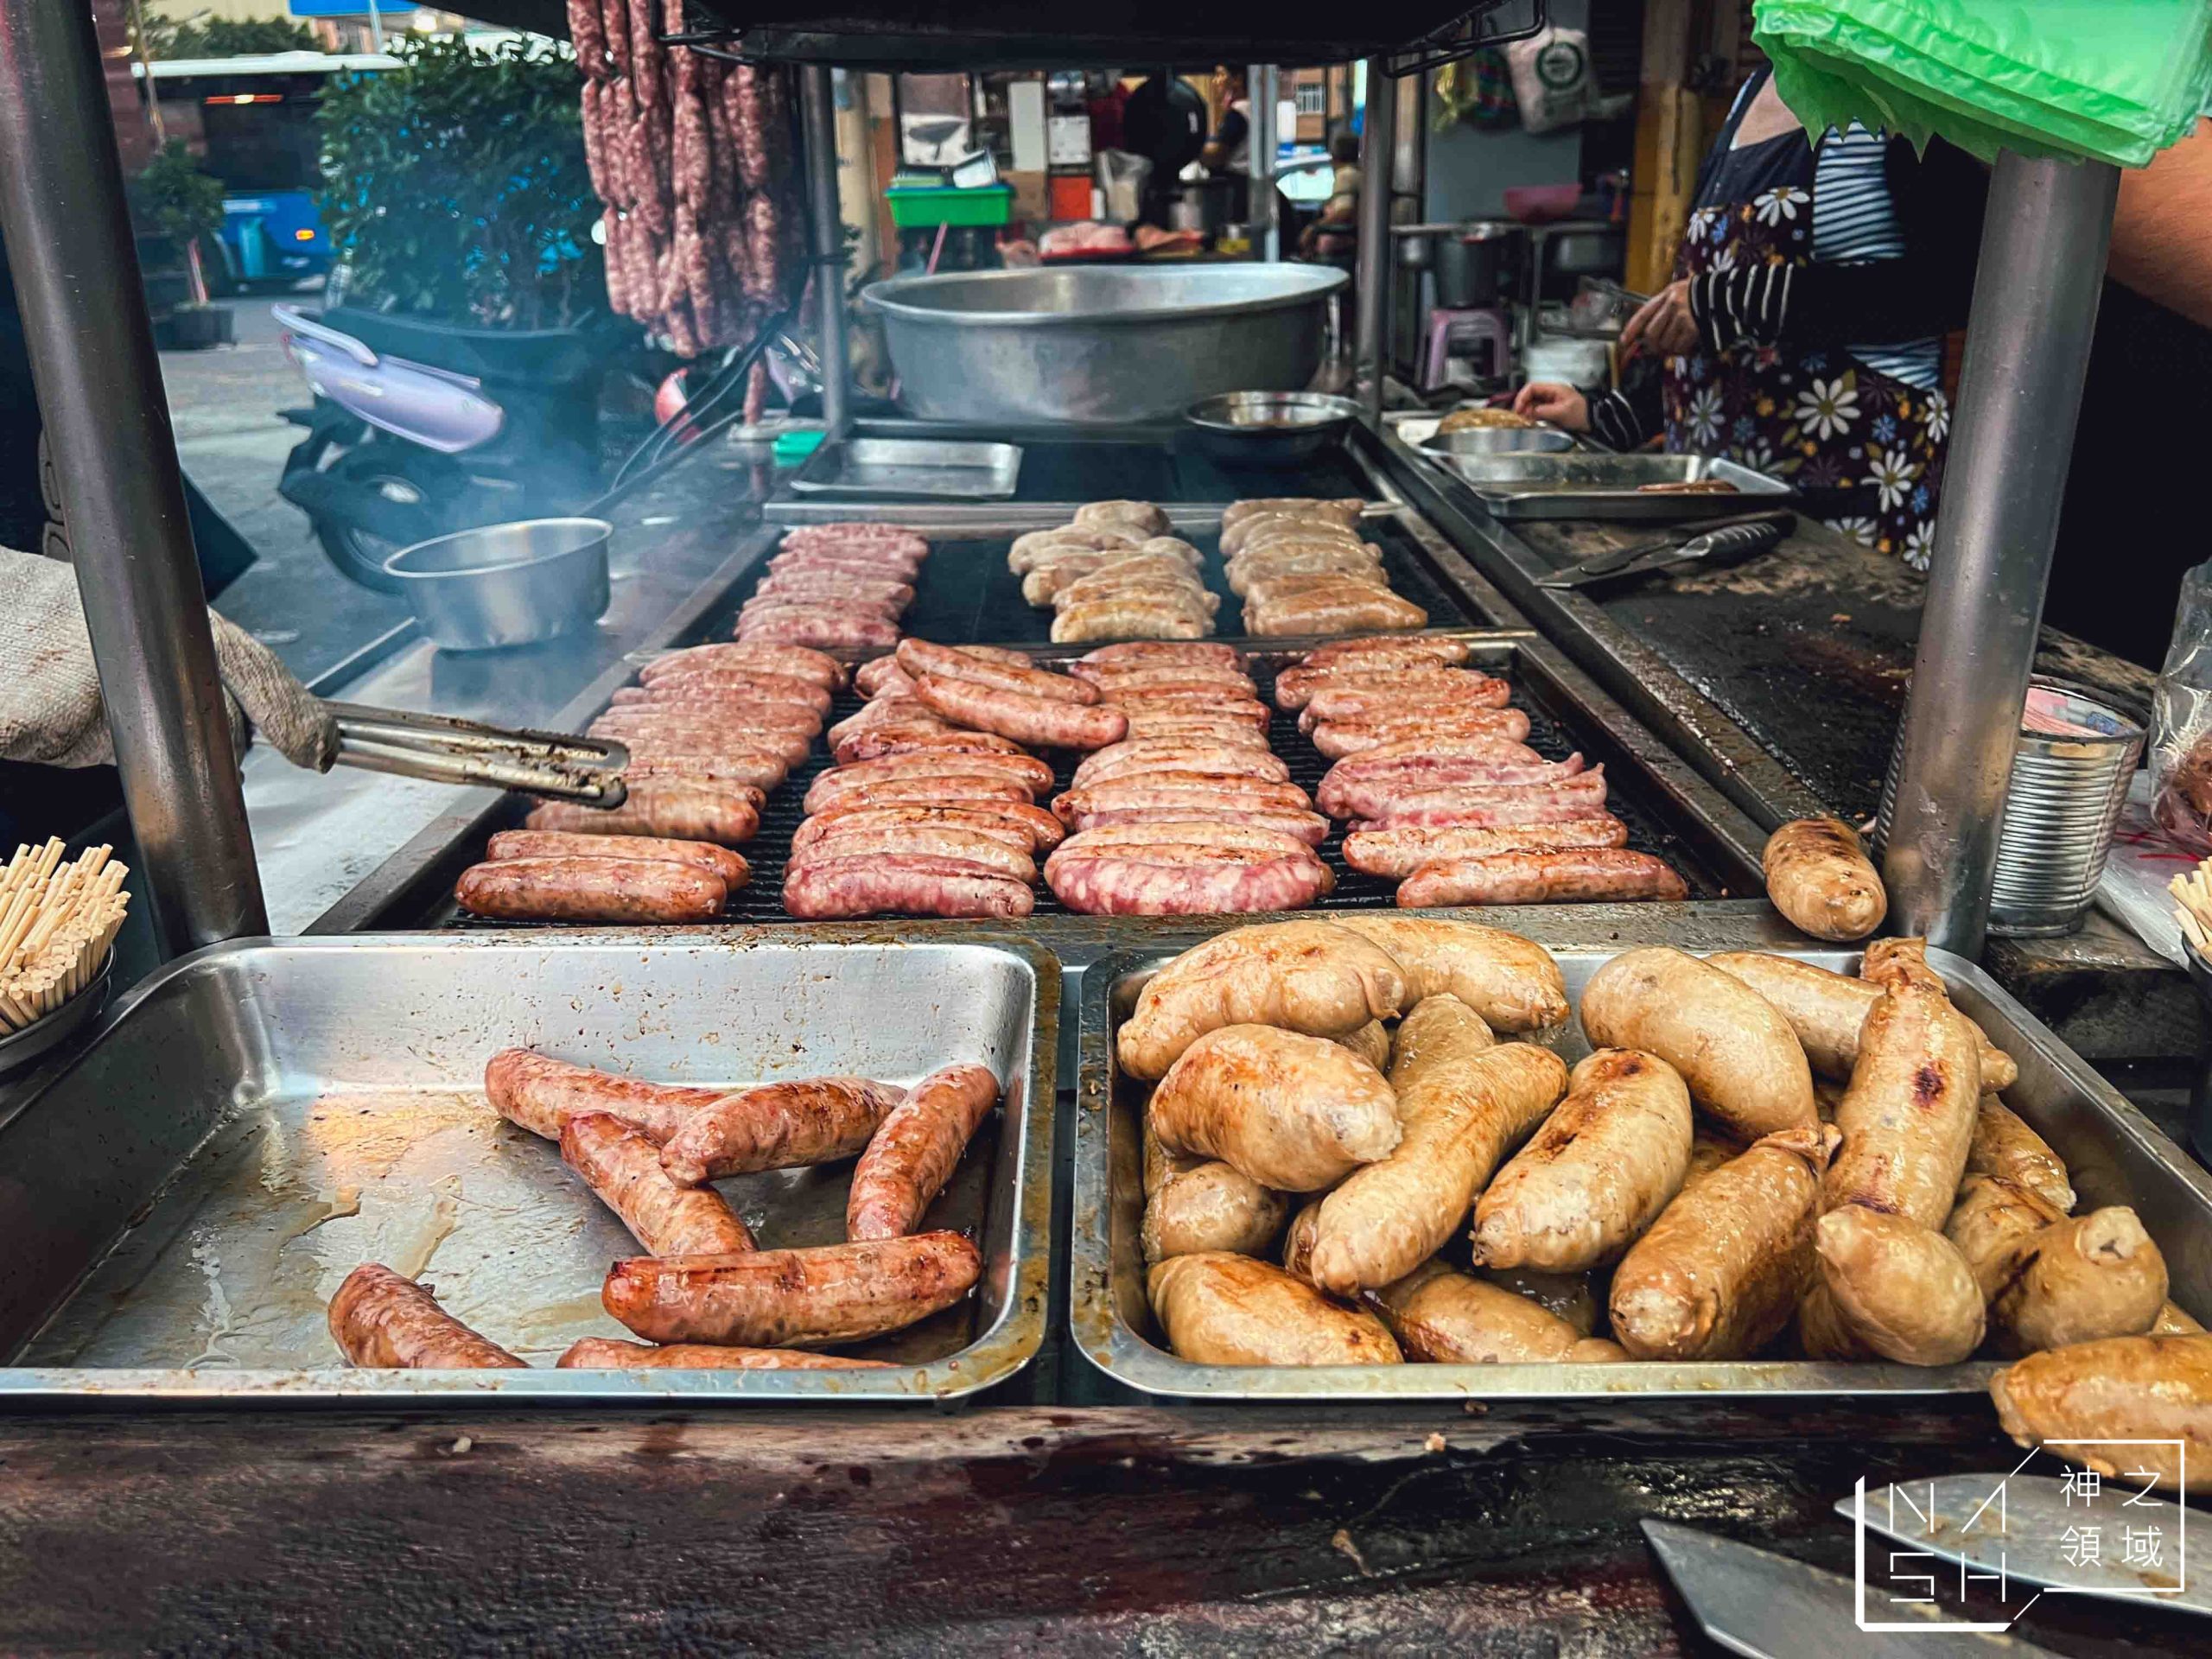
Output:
top-left (1754, 0), bottom-right (2212, 167)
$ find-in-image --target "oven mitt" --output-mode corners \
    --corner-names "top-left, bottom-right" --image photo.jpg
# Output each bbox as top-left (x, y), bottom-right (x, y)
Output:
top-left (1, 546), bottom-right (339, 772)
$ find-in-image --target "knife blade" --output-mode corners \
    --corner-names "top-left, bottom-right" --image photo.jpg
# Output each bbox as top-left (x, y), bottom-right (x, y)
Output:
top-left (1842, 1473), bottom-right (2208, 1617)
top-left (1642, 1519), bottom-right (2062, 1656)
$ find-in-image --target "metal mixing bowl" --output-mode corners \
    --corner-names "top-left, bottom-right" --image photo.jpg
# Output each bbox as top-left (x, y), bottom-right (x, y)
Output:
top-left (1185, 391), bottom-right (1362, 461)
top-left (384, 518), bottom-right (612, 652)
top-left (1421, 425), bottom-right (1578, 458)
top-left (862, 264), bottom-right (1347, 426)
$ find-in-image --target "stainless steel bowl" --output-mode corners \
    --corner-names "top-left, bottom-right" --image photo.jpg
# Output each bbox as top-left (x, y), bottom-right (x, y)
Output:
top-left (863, 264), bottom-right (1347, 426)
top-left (384, 518), bottom-right (612, 652)
top-left (1421, 424), bottom-right (1577, 458)
top-left (1184, 391), bottom-right (1361, 461)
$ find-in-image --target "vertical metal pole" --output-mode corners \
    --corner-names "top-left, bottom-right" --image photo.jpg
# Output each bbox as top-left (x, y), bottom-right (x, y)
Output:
top-left (1882, 153), bottom-right (2120, 957)
top-left (801, 65), bottom-right (850, 436)
top-left (1248, 63), bottom-right (1277, 262)
top-left (0, 0), bottom-right (266, 954)
top-left (1352, 60), bottom-right (1396, 423)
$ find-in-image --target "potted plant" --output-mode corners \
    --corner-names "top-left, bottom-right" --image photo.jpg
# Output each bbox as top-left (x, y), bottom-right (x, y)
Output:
top-left (283, 36), bottom-right (635, 588)
top-left (314, 36), bottom-right (621, 419)
top-left (131, 140), bottom-right (234, 350)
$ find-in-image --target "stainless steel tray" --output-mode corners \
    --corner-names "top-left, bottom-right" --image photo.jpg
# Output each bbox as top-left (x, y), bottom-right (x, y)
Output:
top-left (0, 933), bottom-right (1057, 1403)
top-left (1431, 453), bottom-right (1793, 522)
top-left (790, 437), bottom-right (1023, 499)
top-left (1071, 938), bottom-right (2212, 1401)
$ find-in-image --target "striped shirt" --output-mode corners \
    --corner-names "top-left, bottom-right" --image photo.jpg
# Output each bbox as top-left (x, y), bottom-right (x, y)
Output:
top-left (1812, 124), bottom-right (1944, 391)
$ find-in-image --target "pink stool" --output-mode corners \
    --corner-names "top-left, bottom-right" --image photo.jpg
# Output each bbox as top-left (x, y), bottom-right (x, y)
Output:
top-left (1421, 307), bottom-right (1512, 390)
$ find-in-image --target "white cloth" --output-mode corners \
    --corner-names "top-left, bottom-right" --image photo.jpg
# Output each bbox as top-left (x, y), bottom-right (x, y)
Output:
top-left (1, 547), bottom-right (337, 772)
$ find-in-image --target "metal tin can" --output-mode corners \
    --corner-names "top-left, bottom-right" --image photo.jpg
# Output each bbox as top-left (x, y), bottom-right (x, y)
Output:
top-left (1876, 677), bottom-right (2145, 938)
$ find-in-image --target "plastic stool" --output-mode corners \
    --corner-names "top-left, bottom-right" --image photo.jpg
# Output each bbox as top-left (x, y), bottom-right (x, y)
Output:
top-left (1421, 307), bottom-right (1512, 390)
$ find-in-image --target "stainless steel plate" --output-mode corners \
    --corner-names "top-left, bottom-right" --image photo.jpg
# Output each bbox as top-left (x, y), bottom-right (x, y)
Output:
top-left (0, 933), bottom-right (1057, 1402)
top-left (790, 437), bottom-right (1024, 499)
top-left (1071, 938), bottom-right (2212, 1401)
top-left (1432, 452), bottom-right (1792, 522)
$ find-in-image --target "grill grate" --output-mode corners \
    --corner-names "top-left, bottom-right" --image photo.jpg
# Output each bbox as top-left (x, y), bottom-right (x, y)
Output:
top-left (436, 639), bottom-right (1727, 929)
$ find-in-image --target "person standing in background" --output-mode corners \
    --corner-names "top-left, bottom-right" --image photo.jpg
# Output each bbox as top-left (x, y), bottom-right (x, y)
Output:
top-left (1515, 64), bottom-right (1982, 567)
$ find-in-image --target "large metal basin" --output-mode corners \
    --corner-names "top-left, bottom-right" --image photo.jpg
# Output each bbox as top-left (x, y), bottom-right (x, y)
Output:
top-left (863, 264), bottom-right (1346, 426)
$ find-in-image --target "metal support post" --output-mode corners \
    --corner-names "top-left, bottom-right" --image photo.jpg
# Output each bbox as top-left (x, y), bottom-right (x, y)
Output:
top-left (0, 0), bottom-right (266, 953)
top-left (801, 65), bottom-right (850, 435)
top-left (1248, 64), bottom-right (1278, 261)
top-left (1352, 60), bottom-right (1396, 423)
top-left (1882, 152), bottom-right (2121, 957)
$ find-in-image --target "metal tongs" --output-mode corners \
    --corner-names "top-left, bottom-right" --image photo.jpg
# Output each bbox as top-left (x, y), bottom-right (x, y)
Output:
top-left (1535, 509), bottom-right (1796, 590)
top-left (326, 703), bottom-right (630, 805)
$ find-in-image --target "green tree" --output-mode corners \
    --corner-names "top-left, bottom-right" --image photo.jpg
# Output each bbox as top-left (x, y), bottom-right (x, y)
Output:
top-left (315, 37), bottom-right (604, 329)
top-left (136, 14), bottom-right (321, 59)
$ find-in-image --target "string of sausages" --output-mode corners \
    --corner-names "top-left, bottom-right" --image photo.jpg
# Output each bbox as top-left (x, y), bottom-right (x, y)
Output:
top-left (568, 0), bottom-right (805, 363)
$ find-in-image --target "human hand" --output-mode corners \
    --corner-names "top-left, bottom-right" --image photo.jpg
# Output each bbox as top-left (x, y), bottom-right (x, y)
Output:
top-left (1619, 278), bottom-right (1697, 361)
top-left (1510, 381), bottom-right (1591, 431)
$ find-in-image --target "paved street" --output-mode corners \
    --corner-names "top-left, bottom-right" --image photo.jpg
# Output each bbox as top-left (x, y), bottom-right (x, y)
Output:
top-left (158, 294), bottom-right (411, 684)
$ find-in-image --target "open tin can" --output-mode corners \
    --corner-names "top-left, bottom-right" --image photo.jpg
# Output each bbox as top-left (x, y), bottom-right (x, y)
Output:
top-left (1877, 677), bottom-right (2145, 937)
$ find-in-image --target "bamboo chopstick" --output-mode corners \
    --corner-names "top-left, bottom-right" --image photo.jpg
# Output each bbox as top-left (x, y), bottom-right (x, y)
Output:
top-left (0, 838), bottom-right (132, 1033)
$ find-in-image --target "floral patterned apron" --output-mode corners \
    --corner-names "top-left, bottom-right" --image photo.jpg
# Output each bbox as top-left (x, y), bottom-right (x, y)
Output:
top-left (1659, 103), bottom-right (1950, 568)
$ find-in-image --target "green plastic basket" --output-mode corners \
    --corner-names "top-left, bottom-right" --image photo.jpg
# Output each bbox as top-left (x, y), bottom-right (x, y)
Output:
top-left (887, 183), bottom-right (1014, 229)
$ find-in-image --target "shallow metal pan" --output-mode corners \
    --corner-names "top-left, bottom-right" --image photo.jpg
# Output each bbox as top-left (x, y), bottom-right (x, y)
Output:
top-left (1428, 453), bottom-right (1793, 522)
top-left (0, 933), bottom-right (1057, 1404)
top-left (789, 437), bottom-right (1023, 499)
top-left (1071, 938), bottom-right (2212, 1401)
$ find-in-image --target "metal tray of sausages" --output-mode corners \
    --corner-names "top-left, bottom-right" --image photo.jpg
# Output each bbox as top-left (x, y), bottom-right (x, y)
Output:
top-left (0, 933), bottom-right (1057, 1404)
top-left (1070, 933), bottom-right (2212, 1401)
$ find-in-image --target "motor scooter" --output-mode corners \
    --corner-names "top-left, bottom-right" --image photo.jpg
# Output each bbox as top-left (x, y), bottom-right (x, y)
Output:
top-left (274, 302), bottom-right (633, 594)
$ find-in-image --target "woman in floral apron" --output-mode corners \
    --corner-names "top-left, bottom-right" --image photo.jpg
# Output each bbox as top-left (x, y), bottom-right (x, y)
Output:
top-left (1516, 67), bottom-right (1985, 569)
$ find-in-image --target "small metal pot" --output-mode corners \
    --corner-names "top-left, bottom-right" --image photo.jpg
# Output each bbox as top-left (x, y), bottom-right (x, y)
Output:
top-left (1421, 425), bottom-right (1576, 459)
top-left (1184, 391), bottom-right (1360, 462)
top-left (385, 518), bottom-right (613, 652)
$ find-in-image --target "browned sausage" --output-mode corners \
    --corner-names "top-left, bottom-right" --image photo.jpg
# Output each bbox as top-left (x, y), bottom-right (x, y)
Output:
top-left (1302, 633), bottom-right (1471, 669)
top-left (561, 1112), bottom-right (756, 1255)
top-left (610, 666), bottom-right (832, 715)
top-left (1967, 1095), bottom-right (2075, 1211)
top-left (1824, 953), bottom-right (1981, 1227)
top-left (896, 639), bottom-right (1097, 704)
top-left (1319, 754), bottom-right (1574, 819)
top-left (1300, 673), bottom-right (1509, 723)
top-left (1704, 950), bottom-right (2018, 1090)
top-left (1984, 1207), bottom-right (2170, 1356)
top-left (639, 641), bottom-right (845, 689)
top-left (524, 784), bottom-right (760, 847)
top-left (454, 856), bottom-right (725, 924)
top-left (1398, 849), bottom-right (1689, 907)
top-left (1149, 1024), bottom-right (1400, 1191)
top-left (658, 1077), bottom-right (906, 1185)
top-left (327, 1263), bottom-right (525, 1369)
top-left (735, 608), bottom-right (899, 649)
top-left (836, 728), bottom-right (1027, 764)
top-left (556, 1338), bottom-right (895, 1370)
top-left (792, 776), bottom-right (1035, 815)
top-left (486, 830), bottom-right (749, 890)
top-left (1147, 1252), bottom-right (1401, 1365)
top-left (845, 1063), bottom-right (1000, 1241)
top-left (1078, 640), bottom-right (1244, 669)
top-left (782, 853), bottom-right (1037, 921)
top-left (1608, 1124), bottom-right (1840, 1360)
top-left (1990, 1334), bottom-right (2212, 1494)
top-left (802, 752), bottom-right (1054, 811)
top-left (1803, 1207), bottom-right (1985, 1365)
top-left (602, 1232), bottom-right (982, 1346)
top-left (792, 799), bottom-right (1065, 853)
top-left (1471, 1048), bottom-right (1694, 1274)
top-left (913, 675), bottom-right (1128, 751)
top-left (485, 1048), bottom-right (726, 1143)
top-left (1363, 1260), bottom-right (1611, 1363)
top-left (1342, 818), bottom-right (1627, 878)
top-left (1357, 773), bottom-right (1611, 828)
top-left (1763, 817), bottom-right (1887, 941)
top-left (796, 823), bottom-right (1036, 882)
